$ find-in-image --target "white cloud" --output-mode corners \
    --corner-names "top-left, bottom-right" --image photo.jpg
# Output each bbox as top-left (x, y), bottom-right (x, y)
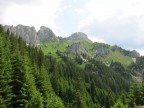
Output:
top-left (88, 35), bottom-right (105, 43)
top-left (1, 0), bottom-right (63, 34)
top-left (0, 0), bottom-right (144, 54)
top-left (77, 0), bottom-right (144, 53)
top-left (79, 0), bottom-right (144, 29)
top-left (137, 50), bottom-right (144, 56)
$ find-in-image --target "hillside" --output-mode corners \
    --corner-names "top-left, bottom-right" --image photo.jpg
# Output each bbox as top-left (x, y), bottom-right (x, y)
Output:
top-left (41, 36), bottom-right (138, 67)
top-left (1, 24), bottom-right (144, 108)
top-left (4, 25), bottom-right (141, 69)
top-left (4, 24), bottom-right (140, 67)
top-left (0, 25), bottom-right (64, 108)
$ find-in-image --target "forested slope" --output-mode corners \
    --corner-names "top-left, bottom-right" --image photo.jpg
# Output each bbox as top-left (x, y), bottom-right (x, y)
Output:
top-left (0, 25), bottom-right (64, 108)
top-left (0, 25), bottom-right (144, 108)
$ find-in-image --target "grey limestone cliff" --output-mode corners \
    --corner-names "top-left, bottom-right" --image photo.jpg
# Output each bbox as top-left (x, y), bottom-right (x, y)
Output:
top-left (4, 24), bottom-right (57, 45)
top-left (131, 50), bottom-right (140, 58)
top-left (93, 43), bottom-right (110, 57)
top-left (68, 32), bottom-right (92, 42)
top-left (65, 42), bottom-right (87, 54)
top-left (4, 24), bottom-right (39, 44)
top-left (37, 26), bottom-right (57, 42)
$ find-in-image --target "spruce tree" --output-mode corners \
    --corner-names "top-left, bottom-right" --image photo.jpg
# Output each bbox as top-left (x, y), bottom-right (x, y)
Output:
top-left (0, 30), bottom-right (13, 107)
top-left (34, 65), bottom-right (64, 108)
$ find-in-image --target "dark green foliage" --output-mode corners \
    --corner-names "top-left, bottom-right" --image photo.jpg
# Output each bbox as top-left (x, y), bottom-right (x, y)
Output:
top-left (127, 81), bottom-right (144, 107)
top-left (45, 54), bottom-right (132, 107)
top-left (110, 61), bottom-right (131, 80)
top-left (0, 96), bottom-right (6, 108)
top-left (111, 99), bottom-right (126, 108)
top-left (0, 25), bottom-right (143, 108)
top-left (130, 56), bottom-right (144, 74)
top-left (0, 28), bottom-right (13, 107)
top-left (0, 25), bottom-right (64, 108)
top-left (85, 60), bottom-right (131, 93)
top-left (123, 57), bottom-right (144, 107)
top-left (34, 66), bottom-right (64, 108)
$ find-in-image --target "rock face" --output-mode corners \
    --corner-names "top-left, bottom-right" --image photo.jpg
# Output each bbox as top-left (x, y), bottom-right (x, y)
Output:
top-left (37, 26), bottom-right (57, 42)
top-left (4, 24), bottom-right (39, 44)
top-left (68, 32), bottom-right (92, 42)
top-left (65, 42), bottom-right (87, 54)
top-left (93, 43), bottom-right (110, 57)
top-left (131, 50), bottom-right (140, 58)
top-left (96, 46), bottom-right (109, 57)
top-left (4, 24), bottom-right (57, 45)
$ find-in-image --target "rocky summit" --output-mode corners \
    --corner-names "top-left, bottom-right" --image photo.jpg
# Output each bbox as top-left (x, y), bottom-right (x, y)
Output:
top-left (68, 32), bottom-right (92, 42)
top-left (4, 24), bottom-right (39, 44)
top-left (37, 26), bottom-right (57, 42)
top-left (4, 24), bottom-right (57, 45)
top-left (131, 50), bottom-right (140, 58)
top-left (3, 24), bottom-right (141, 63)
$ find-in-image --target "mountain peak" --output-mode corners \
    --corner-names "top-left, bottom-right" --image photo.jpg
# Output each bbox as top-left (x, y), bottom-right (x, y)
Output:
top-left (4, 24), bottom-right (57, 44)
top-left (68, 32), bottom-right (92, 42)
top-left (4, 24), bottom-right (39, 44)
top-left (37, 26), bottom-right (57, 42)
top-left (131, 50), bottom-right (140, 58)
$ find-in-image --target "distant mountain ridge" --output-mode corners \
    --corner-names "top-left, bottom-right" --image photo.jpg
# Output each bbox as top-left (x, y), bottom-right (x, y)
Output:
top-left (4, 24), bottom-right (39, 44)
top-left (4, 25), bottom-right (93, 44)
top-left (3, 24), bottom-right (140, 66)
top-left (4, 24), bottom-right (56, 45)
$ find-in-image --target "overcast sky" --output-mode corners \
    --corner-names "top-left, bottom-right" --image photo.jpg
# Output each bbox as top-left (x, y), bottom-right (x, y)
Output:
top-left (0, 0), bottom-right (144, 55)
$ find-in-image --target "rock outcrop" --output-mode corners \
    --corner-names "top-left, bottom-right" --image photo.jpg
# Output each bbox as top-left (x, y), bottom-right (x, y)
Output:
top-left (4, 24), bottom-right (57, 45)
top-left (68, 32), bottom-right (92, 42)
top-left (131, 50), bottom-right (140, 58)
top-left (65, 42), bottom-right (87, 54)
top-left (37, 26), bottom-right (57, 42)
top-left (96, 46), bottom-right (109, 57)
top-left (93, 43), bottom-right (110, 57)
top-left (4, 24), bottom-right (39, 44)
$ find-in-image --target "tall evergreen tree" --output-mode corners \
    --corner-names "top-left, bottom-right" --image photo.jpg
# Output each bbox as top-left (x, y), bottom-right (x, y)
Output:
top-left (0, 30), bottom-right (13, 107)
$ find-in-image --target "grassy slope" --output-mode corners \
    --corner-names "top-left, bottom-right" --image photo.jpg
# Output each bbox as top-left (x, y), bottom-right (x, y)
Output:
top-left (41, 39), bottom-right (73, 55)
top-left (40, 39), bottom-right (133, 67)
top-left (41, 39), bottom-right (92, 55)
top-left (92, 42), bottom-right (133, 66)
top-left (103, 50), bottom-right (133, 67)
